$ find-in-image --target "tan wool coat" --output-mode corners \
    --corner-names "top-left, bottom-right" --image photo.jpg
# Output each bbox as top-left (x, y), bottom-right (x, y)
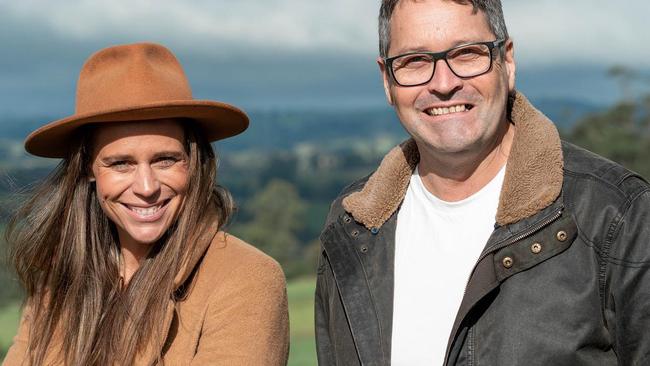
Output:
top-left (3, 232), bottom-right (290, 366)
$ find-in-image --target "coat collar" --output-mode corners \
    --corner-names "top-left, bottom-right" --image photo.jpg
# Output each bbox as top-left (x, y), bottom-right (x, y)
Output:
top-left (342, 91), bottom-right (564, 228)
top-left (173, 210), bottom-right (221, 290)
top-left (135, 209), bottom-right (222, 365)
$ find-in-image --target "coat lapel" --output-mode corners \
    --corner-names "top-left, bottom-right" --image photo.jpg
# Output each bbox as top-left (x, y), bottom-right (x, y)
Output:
top-left (133, 301), bottom-right (177, 366)
top-left (133, 213), bottom-right (221, 365)
top-left (321, 218), bottom-right (389, 366)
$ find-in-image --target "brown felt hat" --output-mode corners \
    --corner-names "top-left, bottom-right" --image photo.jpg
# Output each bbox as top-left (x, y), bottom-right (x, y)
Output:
top-left (25, 42), bottom-right (249, 158)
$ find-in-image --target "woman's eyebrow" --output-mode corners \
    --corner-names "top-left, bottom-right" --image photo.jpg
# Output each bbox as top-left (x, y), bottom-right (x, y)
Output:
top-left (151, 150), bottom-right (187, 160)
top-left (100, 154), bottom-right (132, 163)
top-left (99, 150), bottom-right (186, 162)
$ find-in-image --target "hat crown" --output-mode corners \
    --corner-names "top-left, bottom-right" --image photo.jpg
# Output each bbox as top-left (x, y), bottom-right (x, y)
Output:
top-left (75, 43), bottom-right (193, 115)
top-left (25, 42), bottom-right (248, 158)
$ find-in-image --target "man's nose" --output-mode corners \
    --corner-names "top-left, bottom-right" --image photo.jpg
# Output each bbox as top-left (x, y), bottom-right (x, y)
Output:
top-left (132, 164), bottom-right (161, 197)
top-left (426, 59), bottom-right (463, 96)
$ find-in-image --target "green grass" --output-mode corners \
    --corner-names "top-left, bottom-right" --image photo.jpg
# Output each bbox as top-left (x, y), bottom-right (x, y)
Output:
top-left (0, 301), bottom-right (21, 361)
top-left (287, 276), bottom-right (317, 366)
top-left (0, 278), bottom-right (317, 364)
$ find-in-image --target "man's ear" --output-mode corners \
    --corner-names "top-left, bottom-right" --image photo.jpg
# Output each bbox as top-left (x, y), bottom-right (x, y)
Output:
top-left (377, 57), bottom-right (394, 106)
top-left (503, 38), bottom-right (516, 93)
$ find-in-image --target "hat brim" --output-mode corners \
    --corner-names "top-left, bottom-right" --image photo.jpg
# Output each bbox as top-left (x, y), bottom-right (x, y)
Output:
top-left (25, 100), bottom-right (249, 158)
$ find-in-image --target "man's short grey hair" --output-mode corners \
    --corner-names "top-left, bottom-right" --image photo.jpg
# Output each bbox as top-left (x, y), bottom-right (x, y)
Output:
top-left (378, 0), bottom-right (509, 58)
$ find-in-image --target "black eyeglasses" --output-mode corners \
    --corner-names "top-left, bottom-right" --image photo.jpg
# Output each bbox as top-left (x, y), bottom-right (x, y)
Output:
top-left (384, 39), bottom-right (506, 87)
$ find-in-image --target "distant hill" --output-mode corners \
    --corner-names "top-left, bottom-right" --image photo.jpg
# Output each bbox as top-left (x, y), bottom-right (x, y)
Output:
top-left (533, 98), bottom-right (603, 131)
top-left (0, 97), bottom-right (605, 155)
top-left (0, 116), bottom-right (47, 140)
top-left (219, 108), bottom-right (406, 152)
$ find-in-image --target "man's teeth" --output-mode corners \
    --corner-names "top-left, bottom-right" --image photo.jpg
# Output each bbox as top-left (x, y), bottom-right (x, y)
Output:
top-left (129, 204), bottom-right (163, 217)
top-left (427, 104), bottom-right (468, 116)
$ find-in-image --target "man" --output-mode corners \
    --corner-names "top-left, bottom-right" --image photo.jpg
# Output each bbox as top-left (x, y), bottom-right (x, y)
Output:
top-left (315, 1), bottom-right (650, 365)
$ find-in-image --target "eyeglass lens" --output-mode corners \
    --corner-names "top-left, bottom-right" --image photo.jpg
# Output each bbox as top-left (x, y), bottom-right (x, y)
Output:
top-left (391, 43), bottom-right (492, 86)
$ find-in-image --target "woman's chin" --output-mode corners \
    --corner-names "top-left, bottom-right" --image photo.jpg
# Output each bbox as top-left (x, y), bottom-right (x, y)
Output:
top-left (119, 225), bottom-right (168, 247)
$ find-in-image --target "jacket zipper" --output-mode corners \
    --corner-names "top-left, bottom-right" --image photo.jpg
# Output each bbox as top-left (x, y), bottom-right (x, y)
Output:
top-left (446, 206), bottom-right (565, 365)
top-left (463, 205), bottom-right (564, 297)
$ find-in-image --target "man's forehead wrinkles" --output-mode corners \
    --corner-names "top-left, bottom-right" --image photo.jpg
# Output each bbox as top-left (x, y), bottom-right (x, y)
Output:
top-left (388, 1), bottom-right (495, 56)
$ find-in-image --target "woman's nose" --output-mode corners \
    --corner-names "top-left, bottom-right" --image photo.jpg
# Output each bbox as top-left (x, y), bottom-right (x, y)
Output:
top-left (131, 164), bottom-right (161, 197)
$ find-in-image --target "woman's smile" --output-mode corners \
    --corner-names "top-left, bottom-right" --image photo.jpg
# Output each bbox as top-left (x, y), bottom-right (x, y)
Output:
top-left (121, 198), bottom-right (172, 221)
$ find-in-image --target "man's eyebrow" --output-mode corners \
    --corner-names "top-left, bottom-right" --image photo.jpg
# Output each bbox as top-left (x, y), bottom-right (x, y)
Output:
top-left (390, 39), bottom-right (483, 56)
top-left (391, 46), bottom-right (431, 55)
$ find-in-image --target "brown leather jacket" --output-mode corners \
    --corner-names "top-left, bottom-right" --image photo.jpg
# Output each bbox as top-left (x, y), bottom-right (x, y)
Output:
top-left (315, 92), bottom-right (650, 365)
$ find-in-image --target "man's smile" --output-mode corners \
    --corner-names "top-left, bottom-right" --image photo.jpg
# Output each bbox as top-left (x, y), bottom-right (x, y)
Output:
top-left (424, 103), bottom-right (474, 116)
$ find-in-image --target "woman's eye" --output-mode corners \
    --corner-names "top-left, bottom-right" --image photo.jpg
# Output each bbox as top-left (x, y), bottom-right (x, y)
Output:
top-left (110, 161), bottom-right (131, 171)
top-left (155, 157), bottom-right (178, 168)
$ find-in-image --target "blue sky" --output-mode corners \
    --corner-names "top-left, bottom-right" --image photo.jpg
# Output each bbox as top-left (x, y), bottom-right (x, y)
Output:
top-left (0, 0), bottom-right (648, 117)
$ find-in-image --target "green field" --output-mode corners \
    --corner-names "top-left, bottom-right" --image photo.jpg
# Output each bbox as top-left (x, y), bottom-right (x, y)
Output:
top-left (0, 278), bottom-right (317, 364)
top-left (287, 277), bottom-right (317, 366)
top-left (0, 301), bottom-right (20, 361)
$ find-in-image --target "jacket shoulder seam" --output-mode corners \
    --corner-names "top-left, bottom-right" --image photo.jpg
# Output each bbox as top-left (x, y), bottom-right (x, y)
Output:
top-left (605, 189), bottom-right (650, 264)
top-left (563, 168), bottom-right (640, 201)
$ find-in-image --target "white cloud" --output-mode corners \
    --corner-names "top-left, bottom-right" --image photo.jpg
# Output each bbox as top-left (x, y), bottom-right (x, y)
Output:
top-left (0, 0), bottom-right (648, 66)
top-left (504, 0), bottom-right (650, 67)
top-left (0, 0), bottom-right (378, 54)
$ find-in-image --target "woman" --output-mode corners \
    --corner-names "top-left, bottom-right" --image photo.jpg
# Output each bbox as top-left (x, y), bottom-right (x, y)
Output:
top-left (3, 43), bottom-right (289, 365)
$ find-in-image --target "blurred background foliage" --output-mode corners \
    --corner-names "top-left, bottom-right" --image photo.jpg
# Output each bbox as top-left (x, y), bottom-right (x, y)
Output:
top-left (0, 66), bottom-right (649, 363)
top-left (562, 66), bottom-right (650, 179)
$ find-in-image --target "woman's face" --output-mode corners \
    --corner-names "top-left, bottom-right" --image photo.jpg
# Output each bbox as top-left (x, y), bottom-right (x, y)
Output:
top-left (90, 119), bottom-right (189, 247)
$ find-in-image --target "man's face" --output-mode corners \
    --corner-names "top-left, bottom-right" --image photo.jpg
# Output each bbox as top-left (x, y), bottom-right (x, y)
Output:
top-left (379, 0), bottom-right (515, 156)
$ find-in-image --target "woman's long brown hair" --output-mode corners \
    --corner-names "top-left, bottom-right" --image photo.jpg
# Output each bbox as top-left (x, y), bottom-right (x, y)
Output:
top-left (7, 120), bottom-right (234, 365)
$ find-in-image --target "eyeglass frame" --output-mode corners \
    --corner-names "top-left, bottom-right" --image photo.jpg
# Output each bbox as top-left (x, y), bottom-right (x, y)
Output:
top-left (383, 39), bottom-right (507, 87)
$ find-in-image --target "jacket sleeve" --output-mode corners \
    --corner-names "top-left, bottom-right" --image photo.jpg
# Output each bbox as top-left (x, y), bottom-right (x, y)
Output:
top-left (605, 188), bottom-right (650, 364)
top-left (315, 250), bottom-right (335, 366)
top-left (2, 302), bottom-right (31, 366)
top-left (190, 257), bottom-right (289, 366)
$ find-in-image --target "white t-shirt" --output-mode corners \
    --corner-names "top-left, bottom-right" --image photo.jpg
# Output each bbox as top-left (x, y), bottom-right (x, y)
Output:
top-left (391, 165), bottom-right (506, 366)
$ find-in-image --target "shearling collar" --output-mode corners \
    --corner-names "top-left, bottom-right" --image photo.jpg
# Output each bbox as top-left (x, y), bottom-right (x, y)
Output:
top-left (342, 91), bottom-right (564, 228)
